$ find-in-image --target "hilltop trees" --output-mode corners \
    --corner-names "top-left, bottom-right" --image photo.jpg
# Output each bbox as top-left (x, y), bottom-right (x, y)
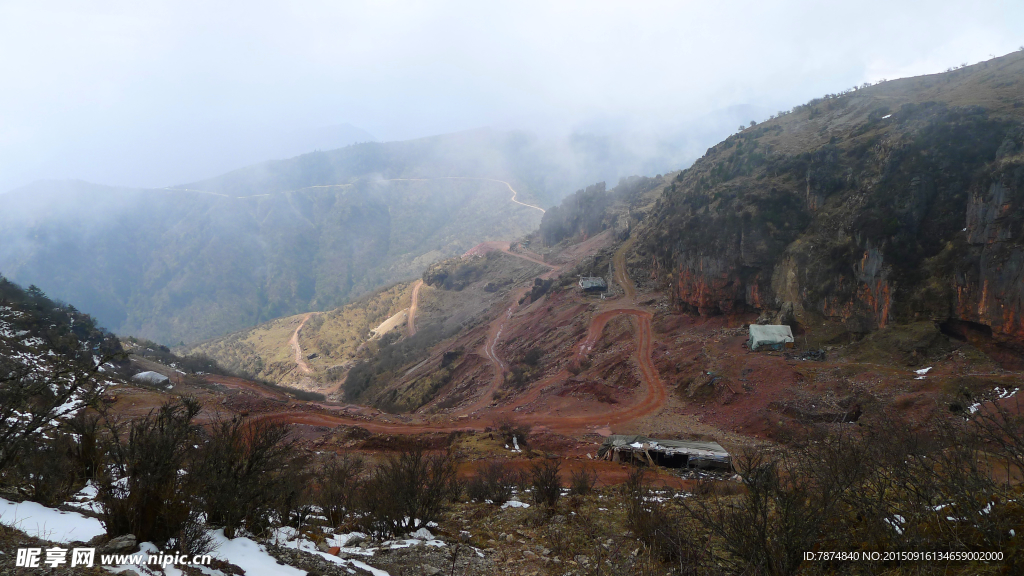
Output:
top-left (0, 276), bottom-right (121, 478)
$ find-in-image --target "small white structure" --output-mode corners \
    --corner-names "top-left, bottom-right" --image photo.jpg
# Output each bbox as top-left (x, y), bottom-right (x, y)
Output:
top-left (131, 371), bottom-right (170, 386)
top-left (748, 324), bottom-right (794, 351)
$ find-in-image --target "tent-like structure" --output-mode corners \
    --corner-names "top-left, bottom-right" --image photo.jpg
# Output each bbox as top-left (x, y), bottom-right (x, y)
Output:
top-left (748, 324), bottom-right (794, 351)
top-left (131, 370), bottom-right (171, 386)
top-left (597, 435), bottom-right (731, 469)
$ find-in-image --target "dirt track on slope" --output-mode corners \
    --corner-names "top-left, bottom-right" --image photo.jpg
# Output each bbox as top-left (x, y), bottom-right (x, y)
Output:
top-left (407, 280), bottom-right (423, 336)
top-left (234, 235), bottom-right (668, 438)
top-left (612, 238), bottom-right (636, 299)
top-left (459, 236), bottom-right (666, 431)
top-left (290, 313), bottom-right (313, 374)
top-left (383, 177), bottom-right (546, 214)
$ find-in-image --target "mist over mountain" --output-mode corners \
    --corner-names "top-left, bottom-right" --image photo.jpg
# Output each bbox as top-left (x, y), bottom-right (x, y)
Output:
top-left (0, 130), bottom-right (573, 345)
top-left (0, 110), bottom-right (769, 347)
top-left (0, 122), bottom-right (377, 194)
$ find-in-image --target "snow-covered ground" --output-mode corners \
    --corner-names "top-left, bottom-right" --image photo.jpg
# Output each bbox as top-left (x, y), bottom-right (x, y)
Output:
top-left (0, 497), bottom-right (105, 543)
top-left (0, 492), bottom-right (409, 575)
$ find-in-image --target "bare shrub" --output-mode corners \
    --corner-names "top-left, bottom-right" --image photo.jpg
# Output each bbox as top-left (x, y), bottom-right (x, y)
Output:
top-left (0, 349), bottom-right (107, 474)
top-left (67, 411), bottom-right (103, 479)
top-left (193, 415), bottom-right (295, 538)
top-left (99, 396), bottom-right (202, 543)
top-left (314, 454), bottom-right (365, 528)
top-left (680, 448), bottom-right (826, 576)
top-left (529, 459), bottom-right (561, 508)
top-left (14, 432), bottom-right (80, 506)
top-left (171, 511), bottom-right (216, 556)
top-left (568, 466), bottom-right (597, 496)
top-left (466, 460), bottom-right (514, 506)
top-left (360, 449), bottom-right (459, 538)
top-left (623, 466), bottom-right (700, 571)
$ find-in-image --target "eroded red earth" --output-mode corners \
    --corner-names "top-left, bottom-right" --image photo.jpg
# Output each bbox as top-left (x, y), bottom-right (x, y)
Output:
top-left (110, 232), bottom-right (1024, 487)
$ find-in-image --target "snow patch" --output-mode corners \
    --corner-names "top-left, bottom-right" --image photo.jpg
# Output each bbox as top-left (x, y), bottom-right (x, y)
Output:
top-left (0, 497), bottom-right (105, 543)
top-left (208, 529), bottom-right (306, 576)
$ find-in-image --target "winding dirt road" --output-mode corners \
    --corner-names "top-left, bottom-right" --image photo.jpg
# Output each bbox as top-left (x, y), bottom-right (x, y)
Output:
top-left (407, 280), bottom-right (423, 337)
top-left (460, 245), bottom-right (561, 414)
top-left (612, 238), bottom-right (636, 299)
top-left (165, 176), bottom-right (546, 216)
top-left (458, 236), bottom-right (665, 431)
top-left (255, 235), bottom-right (666, 437)
top-left (290, 313), bottom-right (313, 374)
top-left (373, 177), bottom-right (546, 214)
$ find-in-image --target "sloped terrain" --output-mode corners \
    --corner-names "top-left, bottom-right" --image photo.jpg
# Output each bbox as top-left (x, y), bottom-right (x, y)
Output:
top-left (633, 51), bottom-right (1024, 356)
top-left (0, 174), bottom-right (542, 345)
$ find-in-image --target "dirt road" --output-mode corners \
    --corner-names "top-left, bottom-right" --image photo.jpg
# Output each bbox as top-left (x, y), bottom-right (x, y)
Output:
top-left (165, 177), bottom-right (546, 215)
top-left (383, 177), bottom-right (546, 214)
top-left (462, 234), bottom-right (664, 428)
top-left (463, 244), bottom-right (560, 414)
top-left (291, 313), bottom-right (313, 374)
top-left (612, 238), bottom-right (636, 300)
top-left (463, 298), bottom-right (521, 416)
top-left (239, 235), bottom-right (666, 437)
top-left (407, 280), bottom-right (424, 337)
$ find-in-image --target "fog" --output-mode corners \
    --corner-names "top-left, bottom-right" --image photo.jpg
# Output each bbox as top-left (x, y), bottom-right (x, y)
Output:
top-left (1, 0), bottom-right (1022, 193)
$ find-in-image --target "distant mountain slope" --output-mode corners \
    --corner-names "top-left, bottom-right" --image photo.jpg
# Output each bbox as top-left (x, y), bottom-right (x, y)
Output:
top-left (633, 50), bottom-right (1024, 350)
top-left (0, 134), bottom-right (549, 344)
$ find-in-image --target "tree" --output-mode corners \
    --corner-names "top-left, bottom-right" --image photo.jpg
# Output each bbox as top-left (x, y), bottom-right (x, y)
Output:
top-left (0, 337), bottom-right (114, 473)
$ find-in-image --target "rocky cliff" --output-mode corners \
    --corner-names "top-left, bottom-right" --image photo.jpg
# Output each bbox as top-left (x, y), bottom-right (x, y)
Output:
top-left (636, 51), bottom-right (1024, 350)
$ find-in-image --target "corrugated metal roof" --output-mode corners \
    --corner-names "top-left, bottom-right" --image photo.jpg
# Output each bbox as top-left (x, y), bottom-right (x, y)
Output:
top-left (578, 276), bottom-right (607, 290)
top-left (598, 435), bottom-right (730, 461)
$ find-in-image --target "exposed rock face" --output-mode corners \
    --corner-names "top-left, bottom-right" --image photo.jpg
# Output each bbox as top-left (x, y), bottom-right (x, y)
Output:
top-left (638, 51), bottom-right (1024, 346)
top-left (955, 166), bottom-right (1024, 342)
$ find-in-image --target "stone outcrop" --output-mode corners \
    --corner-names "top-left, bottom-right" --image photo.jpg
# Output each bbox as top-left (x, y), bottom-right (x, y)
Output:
top-left (637, 51), bottom-right (1024, 347)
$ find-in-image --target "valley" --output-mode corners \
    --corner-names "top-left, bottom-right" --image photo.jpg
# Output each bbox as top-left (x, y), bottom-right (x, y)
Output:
top-left (3, 50), bottom-right (1024, 576)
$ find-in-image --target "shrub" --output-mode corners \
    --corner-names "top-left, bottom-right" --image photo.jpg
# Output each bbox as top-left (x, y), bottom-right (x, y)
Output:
top-left (522, 348), bottom-right (543, 366)
top-left (529, 459), bottom-right (561, 508)
top-left (466, 461), bottom-right (515, 506)
top-left (360, 449), bottom-right (459, 538)
top-left (624, 467), bottom-right (700, 568)
top-left (314, 454), bottom-right (365, 527)
top-left (494, 416), bottom-right (530, 450)
top-left (0, 348), bottom-right (107, 474)
top-left (14, 432), bottom-right (80, 506)
top-left (681, 449), bottom-right (824, 576)
top-left (503, 365), bottom-right (529, 391)
top-left (193, 416), bottom-right (296, 537)
top-left (568, 466), bottom-right (597, 496)
top-left (67, 411), bottom-right (103, 479)
top-left (99, 396), bottom-right (202, 544)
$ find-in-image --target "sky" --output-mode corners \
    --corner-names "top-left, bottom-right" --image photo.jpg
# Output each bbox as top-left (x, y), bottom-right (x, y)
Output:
top-left (1, 0), bottom-right (1022, 192)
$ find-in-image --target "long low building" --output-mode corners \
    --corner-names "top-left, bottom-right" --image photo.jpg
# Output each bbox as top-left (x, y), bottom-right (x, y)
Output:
top-left (597, 435), bottom-right (731, 469)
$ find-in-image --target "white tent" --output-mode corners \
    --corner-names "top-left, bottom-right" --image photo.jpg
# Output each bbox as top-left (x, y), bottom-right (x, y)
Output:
top-left (131, 370), bottom-right (171, 386)
top-left (748, 324), bottom-right (794, 351)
